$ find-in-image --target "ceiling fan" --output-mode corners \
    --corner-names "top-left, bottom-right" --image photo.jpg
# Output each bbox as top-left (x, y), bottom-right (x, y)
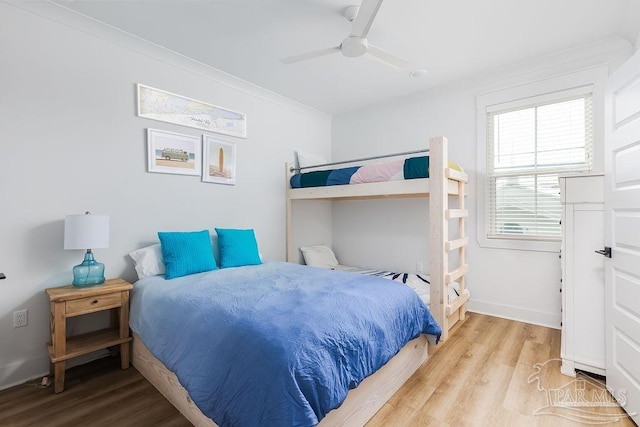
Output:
top-left (280, 0), bottom-right (411, 70)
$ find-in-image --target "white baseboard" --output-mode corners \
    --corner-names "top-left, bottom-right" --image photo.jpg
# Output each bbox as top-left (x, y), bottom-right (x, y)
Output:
top-left (468, 299), bottom-right (561, 330)
top-left (0, 355), bottom-right (50, 391)
top-left (0, 349), bottom-right (109, 392)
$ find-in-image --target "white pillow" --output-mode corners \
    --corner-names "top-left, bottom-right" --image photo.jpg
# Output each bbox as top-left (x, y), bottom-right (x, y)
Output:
top-left (295, 150), bottom-right (327, 169)
top-left (300, 245), bottom-right (339, 269)
top-left (128, 244), bottom-right (165, 279)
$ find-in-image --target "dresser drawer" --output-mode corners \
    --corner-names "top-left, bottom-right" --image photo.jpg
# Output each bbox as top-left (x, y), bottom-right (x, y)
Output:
top-left (560, 174), bottom-right (604, 204)
top-left (65, 292), bottom-right (122, 316)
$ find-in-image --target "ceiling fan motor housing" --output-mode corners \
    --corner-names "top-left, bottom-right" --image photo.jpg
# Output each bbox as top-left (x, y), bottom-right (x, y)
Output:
top-left (341, 36), bottom-right (368, 57)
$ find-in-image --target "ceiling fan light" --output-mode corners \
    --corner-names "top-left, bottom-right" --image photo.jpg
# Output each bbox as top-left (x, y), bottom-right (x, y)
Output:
top-left (409, 68), bottom-right (428, 78)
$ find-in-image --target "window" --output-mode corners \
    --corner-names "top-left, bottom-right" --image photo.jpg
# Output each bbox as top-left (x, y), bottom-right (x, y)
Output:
top-left (476, 66), bottom-right (605, 252)
top-left (486, 94), bottom-right (593, 241)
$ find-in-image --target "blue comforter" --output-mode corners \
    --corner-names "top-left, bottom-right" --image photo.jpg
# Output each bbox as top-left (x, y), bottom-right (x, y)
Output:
top-left (129, 261), bottom-right (441, 427)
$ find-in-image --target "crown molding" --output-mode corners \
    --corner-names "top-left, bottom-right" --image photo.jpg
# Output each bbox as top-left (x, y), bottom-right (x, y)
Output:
top-left (4, 0), bottom-right (329, 119)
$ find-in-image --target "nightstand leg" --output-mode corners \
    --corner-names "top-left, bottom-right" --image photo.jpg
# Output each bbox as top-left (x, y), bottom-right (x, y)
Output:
top-left (51, 301), bottom-right (66, 393)
top-left (119, 290), bottom-right (131, 370)
top-left (120, 342), bottom-right (130, 369)
top-left (54, 361), bottom-right (65, 393)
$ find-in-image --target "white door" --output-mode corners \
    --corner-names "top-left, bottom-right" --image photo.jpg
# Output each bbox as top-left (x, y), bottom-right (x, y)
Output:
top-left (604, 47), bottom-right (640, 424)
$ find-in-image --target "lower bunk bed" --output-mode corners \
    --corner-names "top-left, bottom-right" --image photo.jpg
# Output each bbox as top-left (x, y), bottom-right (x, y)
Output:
top-left (287, 136), bottom-right (470, 342)
top-left (348, 268), bottom-right (470, 341)
top-left (129, 261), bottom-right (441, 427)
top-left (299, 244), bottom-right (469, 310)
top-left (334, 265), bottom-right (466, 308)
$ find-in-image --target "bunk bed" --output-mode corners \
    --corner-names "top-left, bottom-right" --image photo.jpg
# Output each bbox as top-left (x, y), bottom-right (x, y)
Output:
top-left (128, 136), bottom-right (468, 427)
top-left (286, 136), bottom-right (469, 343)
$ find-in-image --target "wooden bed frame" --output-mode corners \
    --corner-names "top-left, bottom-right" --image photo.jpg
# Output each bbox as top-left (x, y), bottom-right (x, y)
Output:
top-left (132, 333), bottom-right (430, 427)
top-left (286, 136), bottom-right (469, 342)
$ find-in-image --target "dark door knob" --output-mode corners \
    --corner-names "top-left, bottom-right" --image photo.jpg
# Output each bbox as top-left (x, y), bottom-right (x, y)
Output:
top-left (595, 247), bottom-right (612, 258)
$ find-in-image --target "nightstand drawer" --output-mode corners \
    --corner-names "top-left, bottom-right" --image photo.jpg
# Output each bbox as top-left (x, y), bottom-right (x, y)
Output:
top-left (66, 292), bottom-right (122, 316)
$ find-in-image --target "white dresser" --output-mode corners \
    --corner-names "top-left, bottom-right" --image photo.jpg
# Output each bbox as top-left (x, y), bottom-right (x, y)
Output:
top-left (560, 173), bottom-right (605, 377)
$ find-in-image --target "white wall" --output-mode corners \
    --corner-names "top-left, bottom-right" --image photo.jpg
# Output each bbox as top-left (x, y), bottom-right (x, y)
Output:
top-left (0, 2), bottom-right (331, 390)
top-left (332, 38), bottom-right (633, 329)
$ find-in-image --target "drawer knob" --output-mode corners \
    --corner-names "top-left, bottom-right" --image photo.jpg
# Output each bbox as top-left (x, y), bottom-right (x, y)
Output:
top-left (92, 299), bottom-right (99, 304)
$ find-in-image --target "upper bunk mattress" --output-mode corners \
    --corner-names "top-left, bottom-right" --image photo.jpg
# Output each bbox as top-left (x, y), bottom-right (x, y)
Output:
top-left (290, 156), bottom-right (429, 188)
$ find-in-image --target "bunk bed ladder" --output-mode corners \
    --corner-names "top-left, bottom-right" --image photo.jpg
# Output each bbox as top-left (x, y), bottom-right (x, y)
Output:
top-left (452, 174), bottom-right (468, 324)
top-left (429, 136), bottom-right (469, 342)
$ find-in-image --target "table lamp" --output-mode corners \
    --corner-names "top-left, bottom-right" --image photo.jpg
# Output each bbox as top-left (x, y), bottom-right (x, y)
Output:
top-left (64, 212), bottom-right (110, 287)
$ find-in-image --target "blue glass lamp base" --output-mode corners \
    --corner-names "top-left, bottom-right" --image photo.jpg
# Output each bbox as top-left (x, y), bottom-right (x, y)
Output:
top-left (72, 251), bottom-right (105, 288)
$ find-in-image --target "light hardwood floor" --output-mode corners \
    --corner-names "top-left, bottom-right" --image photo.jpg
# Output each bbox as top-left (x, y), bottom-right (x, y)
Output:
top-left (0, 313), bottom-right (635, 427)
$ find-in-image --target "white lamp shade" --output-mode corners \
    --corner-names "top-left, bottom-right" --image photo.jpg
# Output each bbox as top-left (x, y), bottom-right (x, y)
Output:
top-left (64, 214), bottom-right (110, 250)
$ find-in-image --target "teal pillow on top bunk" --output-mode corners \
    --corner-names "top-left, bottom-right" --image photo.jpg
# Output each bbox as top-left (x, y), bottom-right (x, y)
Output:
top-left (403, 156), bottom-right (463, 179)
top-left (403, 156), bottom-right (429, 179)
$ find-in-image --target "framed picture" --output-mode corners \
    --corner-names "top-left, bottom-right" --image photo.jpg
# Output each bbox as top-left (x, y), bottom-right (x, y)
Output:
top-left (137, 84), bottom-right (247, 138)
top-left (147, 128), bottom-right (201, 176)
top-left (202, 135), bottom-right (236, 185)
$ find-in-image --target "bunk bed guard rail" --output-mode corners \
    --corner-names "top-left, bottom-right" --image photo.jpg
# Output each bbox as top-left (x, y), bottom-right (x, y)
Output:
top-left (290, 148), bottom-right (430, 173)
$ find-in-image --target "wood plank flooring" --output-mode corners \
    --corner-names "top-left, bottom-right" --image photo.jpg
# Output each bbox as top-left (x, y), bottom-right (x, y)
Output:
top-left (368, 313), bottom-right (635, 427)
top-left (0, 313), bottom-right (634, 426)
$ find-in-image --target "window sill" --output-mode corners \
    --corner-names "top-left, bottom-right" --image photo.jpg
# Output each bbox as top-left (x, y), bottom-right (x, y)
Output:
top-left (477, 235), bottom-right (561, 253)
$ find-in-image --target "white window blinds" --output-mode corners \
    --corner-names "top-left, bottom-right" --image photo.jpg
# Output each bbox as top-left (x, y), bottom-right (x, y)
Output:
top-left (486, 93), bottom-right (593, 241)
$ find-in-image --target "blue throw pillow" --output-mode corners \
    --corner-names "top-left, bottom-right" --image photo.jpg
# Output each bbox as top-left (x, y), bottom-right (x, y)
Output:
top-left (157, 230), bottom-right (217, 279)
top-left (215, 228), bottom-right (262, 268)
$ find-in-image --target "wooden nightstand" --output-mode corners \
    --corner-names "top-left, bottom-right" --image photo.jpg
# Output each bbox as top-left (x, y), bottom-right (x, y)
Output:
top-left (45, 278), bottom-right (133, 393)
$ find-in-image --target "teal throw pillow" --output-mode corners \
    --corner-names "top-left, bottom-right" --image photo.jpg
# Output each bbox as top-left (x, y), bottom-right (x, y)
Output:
top-left (215, 228), bottom-right (262, 268)
top-left (158, 230), bottom-right (217, 279)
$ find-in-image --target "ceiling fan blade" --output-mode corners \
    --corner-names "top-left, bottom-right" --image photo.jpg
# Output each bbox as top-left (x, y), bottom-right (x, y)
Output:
top-left (280, 47), bottom-right (341, 64)
top-left (367, 44), bottom-right (411, 70)
top-left (350, 0), bottom-right (384, 39)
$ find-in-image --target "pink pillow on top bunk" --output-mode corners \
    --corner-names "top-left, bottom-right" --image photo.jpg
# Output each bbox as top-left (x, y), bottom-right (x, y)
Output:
top-left (349, 159), bottom-right (404, 184)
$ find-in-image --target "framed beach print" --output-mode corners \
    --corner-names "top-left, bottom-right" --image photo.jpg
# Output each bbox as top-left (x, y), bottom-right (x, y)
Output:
top-left (147, 128), bottom-right (201, 176)
top-left (202, 135), bottom-right (236, 185)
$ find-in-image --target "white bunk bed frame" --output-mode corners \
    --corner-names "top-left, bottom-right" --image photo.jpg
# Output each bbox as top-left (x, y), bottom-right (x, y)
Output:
top-left (286, 136), bottom-right (469, 342)
top-left (129, 137), bottom-right (468, 427)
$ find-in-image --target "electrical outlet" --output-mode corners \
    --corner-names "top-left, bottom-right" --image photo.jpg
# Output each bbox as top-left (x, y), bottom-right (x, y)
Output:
top-left (416, 261), bottom-right (424, 273)
top-left (13, 309), bottom-right (27, 328)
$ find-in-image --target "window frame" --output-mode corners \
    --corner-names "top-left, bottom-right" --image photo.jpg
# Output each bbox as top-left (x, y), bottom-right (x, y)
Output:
top-left (476, 66), bottom-right (606, 252)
